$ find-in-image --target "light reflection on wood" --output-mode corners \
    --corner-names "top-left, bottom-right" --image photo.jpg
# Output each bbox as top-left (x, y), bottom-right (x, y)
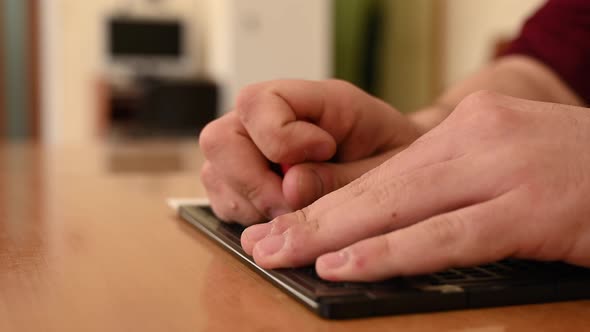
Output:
top-left (0, 142), bottom-right (588, 331)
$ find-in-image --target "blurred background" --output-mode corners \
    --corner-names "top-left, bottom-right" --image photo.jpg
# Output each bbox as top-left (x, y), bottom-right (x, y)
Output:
top-left (1, 0), bottom-right (544, 145)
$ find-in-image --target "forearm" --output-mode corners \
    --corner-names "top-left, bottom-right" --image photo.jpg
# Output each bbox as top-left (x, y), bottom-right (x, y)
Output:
top-left (409, 55), bottom-right (586, 132)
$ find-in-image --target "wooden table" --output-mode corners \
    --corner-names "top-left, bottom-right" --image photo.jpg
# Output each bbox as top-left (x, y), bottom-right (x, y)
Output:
top-left (1, 142), bottom-right (589, 331)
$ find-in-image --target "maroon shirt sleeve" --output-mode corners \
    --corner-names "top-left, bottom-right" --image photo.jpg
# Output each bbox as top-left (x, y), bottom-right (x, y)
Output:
top-left (502, 0), bottom-right (590, 104)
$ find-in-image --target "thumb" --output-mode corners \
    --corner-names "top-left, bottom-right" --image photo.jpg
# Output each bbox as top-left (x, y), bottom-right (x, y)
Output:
top-left (282, 150), bottom-right (400, 210)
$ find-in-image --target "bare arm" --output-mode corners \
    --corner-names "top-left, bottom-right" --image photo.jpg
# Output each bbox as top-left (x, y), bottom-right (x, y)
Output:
top-left (409, 55), bottom-right (586, 133)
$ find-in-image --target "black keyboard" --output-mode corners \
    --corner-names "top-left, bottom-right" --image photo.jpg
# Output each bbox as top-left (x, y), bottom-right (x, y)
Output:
top-left (179, 205), bottom-right (590, 319)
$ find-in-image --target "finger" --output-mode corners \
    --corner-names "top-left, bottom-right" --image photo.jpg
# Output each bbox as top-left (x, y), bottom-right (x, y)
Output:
top-left (200, 161), bottom-right (264, 225)
top-left (281, 147), bottom-right (404, 209)
top-left (236, 79), bottom-right (419, 164)
top-left (240, 133), bottom-right (451, 255)
top-left (245, 152), bottom-right (510, 266)
top-left (315, 190), bottom-right (524, 281)
top-left (199, 113), bottom-right (292, 222)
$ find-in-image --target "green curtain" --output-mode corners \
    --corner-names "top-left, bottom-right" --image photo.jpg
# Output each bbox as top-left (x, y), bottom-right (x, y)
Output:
top-left (2, 0), bottom-right (30, 138)
top-left (333, 0), bottom-right (436, 113)
top-left (333, 0), bottom-right (382, 94)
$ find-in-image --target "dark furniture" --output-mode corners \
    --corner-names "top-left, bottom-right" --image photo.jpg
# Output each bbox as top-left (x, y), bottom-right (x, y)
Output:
top-left (108, 78), bottom-right (218, 137)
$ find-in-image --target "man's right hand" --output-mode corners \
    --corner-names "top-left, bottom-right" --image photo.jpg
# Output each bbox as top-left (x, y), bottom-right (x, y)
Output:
top-left (199, 79), bottom-right (422, 225)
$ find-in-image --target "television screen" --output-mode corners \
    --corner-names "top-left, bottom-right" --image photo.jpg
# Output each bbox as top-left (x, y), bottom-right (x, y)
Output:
top-left (109, 18), bottom-right (183, 58)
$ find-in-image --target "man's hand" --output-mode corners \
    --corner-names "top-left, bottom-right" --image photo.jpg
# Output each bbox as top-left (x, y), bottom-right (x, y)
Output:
top-left (241, 91), bottom-right (590, 280)
top-left (199, 79), bottom-right (421, 225)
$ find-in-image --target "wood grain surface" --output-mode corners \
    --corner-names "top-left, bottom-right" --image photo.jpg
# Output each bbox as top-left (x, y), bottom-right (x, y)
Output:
top-left (1, 142), bottom-right (589, 332)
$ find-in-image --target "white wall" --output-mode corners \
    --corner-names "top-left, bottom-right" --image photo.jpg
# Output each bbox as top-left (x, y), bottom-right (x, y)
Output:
top-left (209, 0), bottom-right (332, 113)
top-left (442, 0), bottom-right (545, 87)
top-left (40, 0), bottom-right (62, 144)
top-left (41, 0), bottom-right (210, 145)
top-left (44, 0), bottom-right (540, 143)
top-left (41, 0), bottom-right (331, 144)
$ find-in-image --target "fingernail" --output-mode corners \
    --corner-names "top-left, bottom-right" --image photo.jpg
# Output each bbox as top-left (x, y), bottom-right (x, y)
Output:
top-left (305, 168), bottom-right (324, 199)
top-left (318, 251), bottom-right (349, 270)
top-left (244, 223), bottom-right (272, 243)
top-left (256, 235), bottom-right (285, 256)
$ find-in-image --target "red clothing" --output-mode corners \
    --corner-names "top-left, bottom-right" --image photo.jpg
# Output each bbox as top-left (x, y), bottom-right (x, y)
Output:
top-left (503, 0), bottom-right (590, 104)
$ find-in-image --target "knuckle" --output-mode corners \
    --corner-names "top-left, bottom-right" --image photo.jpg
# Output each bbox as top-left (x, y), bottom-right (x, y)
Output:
top-left (239, 181), bottom-right (264, 203)
top-left (480, 105), bottom-right (518, 130)
top-left (454, 90), bottom-right (500, 120)
top-left (358, 168), bottom-right (400, 216)
top-left (199, 162), bottom-right (217, 189)
top-left (426, 215), bottom-right (467, 251)
top-left (279, 208), bottom-right (320, 236)
top-left (238, 181), bottom-right (283, 220)
top-left (270, 214), bottom-right (294, 235)
top-left (297, 207), bottom-right (321, 233)
top-left (235, 83), bottom-right (291, 163)
top-left (344, 167), bottom-right (403, 226)
top-left (347, 169), bottom-right (375, 198)
top-left (454, 91), bottom-right (521, 134)
top-left (325, 78), bottom-right (357, 92)
top-left (209, 202), bottom-right (233, 223)
top-left (366, 184), bottom-right (396, 214)
top-left (199, 119), bottom-right (226, 156)
top-left (211, 202), bottom-right (259, 226)
top-left (235, 84), bottom-right (262, 107)
top-left (235, 83), bottom-right (266, 124)
top-left (264, 132), bottom-right (289, 162)
top-left (279, 208), bottom-right (322, 266)
top-left (455, 90), bottom-right (501, 113)
top-left (323, 79), bottom-right (366, 112)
